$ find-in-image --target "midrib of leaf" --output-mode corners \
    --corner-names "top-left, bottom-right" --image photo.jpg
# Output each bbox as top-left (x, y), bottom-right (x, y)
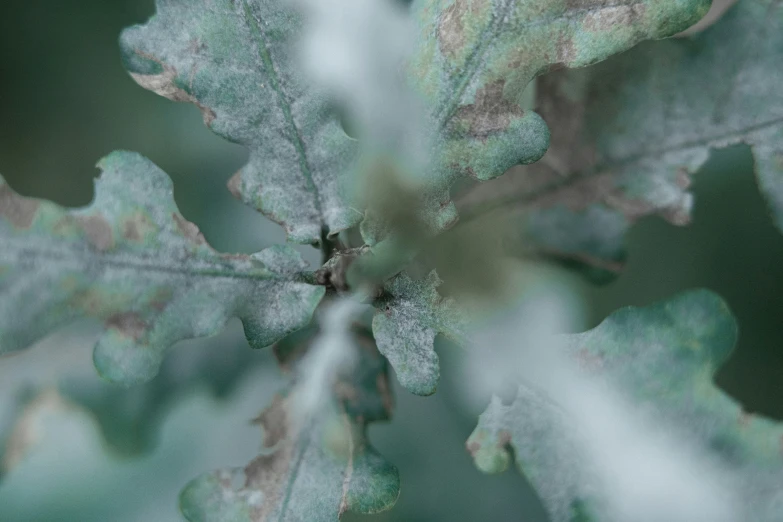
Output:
top-left (0, 240), bottom-right (291, 283)
top-left (277, 419), bottom-right (315, 521)
top-left (459, 114), bottom-right (783, 222)
top-left (275, 412), bottom-right (355, 520)
top-left (433, 1), bottom-right (647, 128)
top-left (240, 0), bottom-right (324, 219)
top-left (338, 413), bottom-right (355, 514)
top-left (433, 0), bottom-right (516, 125)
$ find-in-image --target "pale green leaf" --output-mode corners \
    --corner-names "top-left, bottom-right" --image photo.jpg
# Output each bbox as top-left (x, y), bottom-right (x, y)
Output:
top-left (467, 290), bottom-right (783, 521)
top-left (459, 0), bottom-right (783, 279)
top-left (179, 328), bottom-right (399, 522)
top-left (120, 0), bottom-right (361, 245)
top-left (0, 151), bottom-right (324, 385)
top-left (372, 271), bottom-right (466, 396)
top-left (403, 0), bottom-right (711, 235)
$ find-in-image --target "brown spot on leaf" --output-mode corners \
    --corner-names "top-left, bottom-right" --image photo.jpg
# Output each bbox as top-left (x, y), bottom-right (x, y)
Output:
top-left (376, 372), bottom-right (394, 418)
top-left (107, 312), bottom-right (147, 340)
top-left (675, 167), bottom-right (692, 190)
top-left (2, 390), bottom-right (75, 474)
top-left (121, 213), bottom-right (156, 242)
top-left (659, 205), bottom-right (692, 226)
top-left (452, 80), bottom-right (523, 138)
top-left (583, 4), bottom-right (646, 31)
top-left (556, 33), bottom-right (577, 64)
top-left (254, 395), bottom-right (289, 448)
top-left (77, 215), bottom-right (114, 251)
top-left (123, 220), bottom-right (141, 241)
top-left (335, 382), bottom-right (360, 406)
top-left (172, 212), bottom-right (206, 245)
top-left (438, 1), bottom-right (467, 57)
top-left (130, 52), bottom-right (216, 126)
top-left (243, 396), bottom-right (296, 519)
top-left (575, 347), bottom-right (604, 371)
top-left (150, 287), bottom-right (173, 312)
top-left (227, 170), bottom-right (243, 200)
top-left (0, 184), bottom-right (39, 228)
top-left (243, 449), bottom-right (291, 519)
top-left (466, 441), bottom-right (481, 456)
top-left (497, 430), bottom-right (512, 448)
top-left (438, 0), bottom-right (490, 58)
top-left (738, 410), bottom-right (753, 427)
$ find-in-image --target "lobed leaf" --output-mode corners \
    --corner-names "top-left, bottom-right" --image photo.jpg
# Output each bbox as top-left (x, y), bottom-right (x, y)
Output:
top-left (180, 328), bottom-right (399, 522)
top-left (403, 0), bottom-right (712, 236)
top-left (372, 271), bottom-right (466, 396)
top-left (467, 290), bottom-right (783, 521)
top-left (121, 0), bottom-right (361, 245)
top-left (0, 151), bottom-right (324, 385)
top-left (459, 0), bottom-right (783, 279)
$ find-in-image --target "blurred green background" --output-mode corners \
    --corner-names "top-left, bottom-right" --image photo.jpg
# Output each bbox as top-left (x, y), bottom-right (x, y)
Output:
top-left (0, 0), bottom-right (781, 521)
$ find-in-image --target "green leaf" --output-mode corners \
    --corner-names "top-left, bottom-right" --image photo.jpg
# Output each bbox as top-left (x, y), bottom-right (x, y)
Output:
top-left (467, 290), bottom-right (783, 521)
top-left (179, 328), bottom-right (399, 522)
top-left (459, 0), bottom-right (783, 279)
top-left (372, 271), bottom-right (466, 396)
top-left (120, 0), bottom-right (361, 245)
top-left (0, 151), bottom-right (325, 385)
top-left (405, 0), bottom-right (711, 234)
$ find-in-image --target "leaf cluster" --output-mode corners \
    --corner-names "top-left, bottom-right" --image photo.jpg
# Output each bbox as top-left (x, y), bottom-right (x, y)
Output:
top-left (1, 0), bottom-right (782, 520)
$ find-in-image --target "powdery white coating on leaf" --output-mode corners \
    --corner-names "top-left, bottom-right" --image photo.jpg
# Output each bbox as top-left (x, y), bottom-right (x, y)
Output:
top-left (459, 0), bottom-right (783, 278)
top-left (582, 0), bottom-right (783, 233)
top-left (180, 329), bottom-right (399, 522)
top-left (392, 0), bottom-right (711, 239)
top-left (120, 0), bottom-right (362, 244)
top-left (372, 271), bottom-right (466, 396)
top-left (467, 290), bottom-right (783, 521)
top-left (0, 151), bottom-right (325, 385)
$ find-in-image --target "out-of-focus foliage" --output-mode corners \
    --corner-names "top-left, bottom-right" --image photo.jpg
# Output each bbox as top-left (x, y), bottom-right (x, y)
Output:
top-left (468, 290), bottom-right (783, 521)
top-left (0, 0), bottom-right (782, 520)
top-left (0, 152), bottom-right (324, 385)
top-left (60, 324), bottom-right (266, 455)
top-left (0, 334), bottom-right (287, 522)
top-left (403, 0), bottom-right (711, 234)
top-left (181, 323), bottom-right (399, 522)
top-left (459, 0), bottom-right (783, 280)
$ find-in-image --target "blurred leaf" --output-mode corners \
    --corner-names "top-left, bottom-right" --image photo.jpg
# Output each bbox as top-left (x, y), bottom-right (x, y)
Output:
top-left (403, 0), bottom-right (711, 236)
top-left (60, 328), bottom-right (266, 455)
top-left (180, 328), bottom-right (399, 522)
top-left (468, 290), bottom-right (783, 521)
top-left (0, 151), bottom-right (324, 385)
top-left (1, 390), bottom-right (76, 476)
top-left (459, 0), bottom-right (783, 279)
top-left (372, 271), bottom-right (466, 396)
top-left (120, 0), bottom-right (361, 245)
